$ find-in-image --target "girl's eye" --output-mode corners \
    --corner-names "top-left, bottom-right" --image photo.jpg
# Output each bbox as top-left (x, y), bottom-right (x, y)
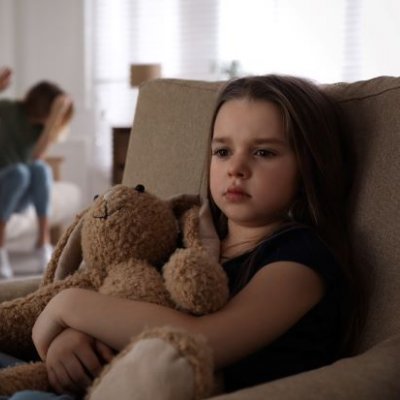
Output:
top-left (212, 148), bottom-right (230, 158)
top-left (254, 149), bottom-right (276, 158)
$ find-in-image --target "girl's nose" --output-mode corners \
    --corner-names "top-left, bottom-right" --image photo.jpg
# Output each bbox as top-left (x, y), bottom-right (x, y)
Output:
top-left (228, 155), bottom-right (250, 178)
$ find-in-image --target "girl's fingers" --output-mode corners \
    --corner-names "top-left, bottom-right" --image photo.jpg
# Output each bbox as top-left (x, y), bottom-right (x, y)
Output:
top-left (49, 364), bottom-right (79, 394)
top-left (95, 340), bottom-right (115, 363)
top-left (75, 344), bottom-right (104, 378)
top-left (198, 198), bottom-right (220, 262)
top-left (65, 353), bottom-right (93, 389)
top-left (48, 367), bottom-right (64, 394)
top-left (50, 354), bottom-right (91, 394)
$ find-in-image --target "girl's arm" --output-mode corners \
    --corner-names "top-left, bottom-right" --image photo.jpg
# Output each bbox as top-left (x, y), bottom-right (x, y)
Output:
top-left (32, 95), bottom-right (72, 159)
top-left (33, 261), bottom-right (324, 369)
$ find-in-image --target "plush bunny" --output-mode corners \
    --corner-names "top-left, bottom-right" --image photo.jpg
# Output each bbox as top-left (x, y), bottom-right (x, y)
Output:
top-left (0, 184), bottom-right (229, 398)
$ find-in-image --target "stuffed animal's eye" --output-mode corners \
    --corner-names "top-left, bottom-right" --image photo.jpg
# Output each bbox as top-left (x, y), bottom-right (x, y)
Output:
top-left (93, 194), bottom-right (99, 201)
top-left (134, 184), bottom-right (145, 193)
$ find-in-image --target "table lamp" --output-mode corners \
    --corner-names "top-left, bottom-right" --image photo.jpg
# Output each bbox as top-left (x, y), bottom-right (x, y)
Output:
top-left (130, 63), bottom-right (162, 87)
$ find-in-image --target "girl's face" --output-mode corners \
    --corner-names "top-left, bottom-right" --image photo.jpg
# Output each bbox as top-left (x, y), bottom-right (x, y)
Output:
top-left (210, 98), bottom-right (300, 229)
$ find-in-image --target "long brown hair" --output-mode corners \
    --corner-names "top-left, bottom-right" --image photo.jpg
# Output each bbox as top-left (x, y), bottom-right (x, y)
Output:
top-left (207, 74), bottom-right (360, 355)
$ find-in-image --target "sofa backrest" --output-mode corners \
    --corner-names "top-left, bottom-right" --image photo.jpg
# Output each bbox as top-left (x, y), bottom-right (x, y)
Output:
top-left (123, 77), bottom-right (400, 353)
top-left (124, 79), bottom-right (222, 198)
top-left (324, 77), bottom-right (400, 352)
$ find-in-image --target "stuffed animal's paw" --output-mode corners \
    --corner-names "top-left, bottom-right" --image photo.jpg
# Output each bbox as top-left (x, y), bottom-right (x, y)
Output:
top-left (163, 248), bottom-right (229, 315)
top-left (87, 328), bottom-right (214, 400)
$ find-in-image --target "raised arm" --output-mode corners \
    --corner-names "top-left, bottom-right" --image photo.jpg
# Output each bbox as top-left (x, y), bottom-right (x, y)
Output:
top-left (32, 261), bottom-right (324, 369)
top-left (32, 94), bottom-right (72, 159)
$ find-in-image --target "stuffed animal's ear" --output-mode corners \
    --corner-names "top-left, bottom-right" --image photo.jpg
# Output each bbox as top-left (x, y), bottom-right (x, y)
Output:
top-left (168, 193), bottom-right (201, 220)
top-left (41, 208), bottom-right (88, 286)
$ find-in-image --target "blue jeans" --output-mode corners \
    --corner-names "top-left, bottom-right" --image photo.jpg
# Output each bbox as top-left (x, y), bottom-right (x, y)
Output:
top-left (0, 352), bottom-right (75, 400)
top-left (0, 161), bottom-right (52, 222)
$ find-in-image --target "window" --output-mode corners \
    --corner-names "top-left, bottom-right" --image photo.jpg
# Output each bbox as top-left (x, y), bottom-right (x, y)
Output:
top-left (218, 0), bottom-right (348, 82)
top-left (91, 0), bottom-right (218, 126)
top-left (90, 0), bottom-right (400, 167)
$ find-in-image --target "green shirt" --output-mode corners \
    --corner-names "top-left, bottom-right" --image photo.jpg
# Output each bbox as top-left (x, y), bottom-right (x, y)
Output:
top-left (0, 99), bottom-right (43, 169)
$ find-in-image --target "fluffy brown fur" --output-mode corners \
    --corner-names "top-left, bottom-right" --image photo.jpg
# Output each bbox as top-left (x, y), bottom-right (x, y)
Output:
top-left (0, 185), bottom-right (229, 396)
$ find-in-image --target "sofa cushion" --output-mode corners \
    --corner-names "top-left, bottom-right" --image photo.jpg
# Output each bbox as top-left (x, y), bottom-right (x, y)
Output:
top-left (208, 334), bottom-right (400, 400)
top-left (0, 276), bottom-right (41, 302)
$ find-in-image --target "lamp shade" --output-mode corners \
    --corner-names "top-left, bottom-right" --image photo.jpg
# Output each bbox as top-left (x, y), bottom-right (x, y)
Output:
top-left (130, 63), bottom-right (162, 87)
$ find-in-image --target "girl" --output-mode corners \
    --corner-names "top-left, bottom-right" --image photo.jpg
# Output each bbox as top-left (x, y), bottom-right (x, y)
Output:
top-left (0, 67), bottom-right (74, 278)
top-left (6, 74), bottom-right (355, 399)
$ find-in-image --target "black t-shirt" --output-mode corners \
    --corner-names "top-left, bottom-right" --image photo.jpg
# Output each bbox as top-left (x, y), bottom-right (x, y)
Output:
top-left (222, 224), bottom-right (344, 392)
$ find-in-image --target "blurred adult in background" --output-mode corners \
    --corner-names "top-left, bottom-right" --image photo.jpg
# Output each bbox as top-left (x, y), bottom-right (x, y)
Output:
top-left (0, 67), bottom-right (74, 279)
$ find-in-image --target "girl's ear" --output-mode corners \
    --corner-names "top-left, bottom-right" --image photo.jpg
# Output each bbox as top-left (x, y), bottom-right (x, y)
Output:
top-left (40, 208), bottom-right (88, 286)
top-left (168, 193), bottom-right (201, 220)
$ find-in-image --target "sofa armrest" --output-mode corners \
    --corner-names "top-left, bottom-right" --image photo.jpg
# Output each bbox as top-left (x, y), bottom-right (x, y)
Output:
top-left (0, 276), bottom-right (41, 302)
top-left (210, 334), bottom-right (400, 400)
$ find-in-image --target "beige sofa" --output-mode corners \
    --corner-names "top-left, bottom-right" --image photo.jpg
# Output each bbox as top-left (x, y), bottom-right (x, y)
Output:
top-left (1, 76), bottom-right (400, 399)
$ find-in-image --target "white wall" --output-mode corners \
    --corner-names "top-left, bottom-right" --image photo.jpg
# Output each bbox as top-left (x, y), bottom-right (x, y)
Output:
top-left (0, 0), bottom-right (16, 98)
top-left (0, 0), bottom-right (109, 205)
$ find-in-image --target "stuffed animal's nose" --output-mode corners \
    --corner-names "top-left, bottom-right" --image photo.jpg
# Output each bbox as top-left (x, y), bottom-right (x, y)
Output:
top-left (135, 184), bottom-right (145, 193)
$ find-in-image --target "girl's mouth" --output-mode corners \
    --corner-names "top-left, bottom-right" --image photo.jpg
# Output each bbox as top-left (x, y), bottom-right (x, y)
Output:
top-left (224, 187), bottom-right (250, 202)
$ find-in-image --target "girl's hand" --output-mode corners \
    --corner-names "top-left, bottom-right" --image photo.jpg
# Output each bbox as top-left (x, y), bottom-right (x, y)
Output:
top-left (46, 328), bottom-right (115, 394)
top-left (168, 194), bottom-right (220, 261)
top-left (198, 198), bottom-right (220, 262)
top-left (32, 293), bottom-right (69, 360)
top-left (0, 67), bottom-right (12, 91)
